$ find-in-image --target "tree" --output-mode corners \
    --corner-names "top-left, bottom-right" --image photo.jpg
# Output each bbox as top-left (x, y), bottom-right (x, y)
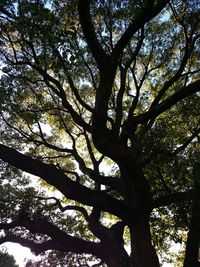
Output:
top-left (0, 0), bottom-right (200, 266)
top-left (0, 248), bottom-right (18, 267)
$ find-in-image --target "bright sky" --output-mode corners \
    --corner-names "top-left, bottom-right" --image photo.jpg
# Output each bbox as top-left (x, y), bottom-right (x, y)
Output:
top-left (1, 243), bottom-right (39, 267)
top-left (1, 241), bottom-right (182, 266)
top-left (2, 243), bottom-right (174, 267)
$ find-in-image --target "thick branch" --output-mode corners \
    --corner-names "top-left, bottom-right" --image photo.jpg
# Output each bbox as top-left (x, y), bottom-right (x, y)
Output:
top-left (78, 0), bottom-right (108, 71)
top-left (0, 218), bottom-right (102, 257)
top-left (0, 144), bottom-right (131, 220)
top-left (64, 131), bottom-right (121, 191)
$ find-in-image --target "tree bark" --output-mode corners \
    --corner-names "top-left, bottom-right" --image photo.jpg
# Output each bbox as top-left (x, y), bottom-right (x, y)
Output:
top-left (184, 166), bottom-right (200, 267)
top-left (183, 202), bottom-right (200, 267)
top-left (119, 158), bottom-right (160, 267)
top-left (130, 217), bottom-right (160, 267)
top-left (103, 245), bottom-right (131, 267)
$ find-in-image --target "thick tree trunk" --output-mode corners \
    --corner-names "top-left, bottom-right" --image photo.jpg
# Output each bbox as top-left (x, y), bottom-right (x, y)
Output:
top-left (184, 168), bottom-right (200, 267)
top-left (118, 160), bottom-right (160, 267)
top-left (102, 219), bottom-right (160, 267)
top-left (130, 217), bottom-right (160, 267)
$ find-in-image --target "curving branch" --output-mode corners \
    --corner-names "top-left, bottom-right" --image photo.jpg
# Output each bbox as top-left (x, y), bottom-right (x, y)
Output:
top-left (78, 0), bottom-right (109, 71)
top-left (60, 128), bottom-right (121, 191)
top-left (0, 144), bottom-right (131, 220)
top-left (112, 0), bottom-right (170, 58)
top-left (37, 196), bottom-right (89, 221)
top-left (0, 218), bottom-right (103, 258)
top-left (0, 111), bottom-right (73, 155)
top-left (0, 215), bottom-right (128, 265)
top-left (29, 63), bottom-right (92, 133)
top-left (129, 79), bottom-right (200, 127)
top-left (52, 47), bottom-right (94, 113)
top-left (149, 33), bottom-right (197, 112)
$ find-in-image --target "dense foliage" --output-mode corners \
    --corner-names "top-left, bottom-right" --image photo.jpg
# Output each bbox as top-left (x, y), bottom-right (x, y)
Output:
top-left (0, 0), bottom-right (200, 266)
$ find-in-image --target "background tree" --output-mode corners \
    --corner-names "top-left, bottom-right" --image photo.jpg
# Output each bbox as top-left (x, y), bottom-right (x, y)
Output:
top-left (0, 248), bottom-right (19, 267)
top-left (0, 0), bottom-right (200, 266)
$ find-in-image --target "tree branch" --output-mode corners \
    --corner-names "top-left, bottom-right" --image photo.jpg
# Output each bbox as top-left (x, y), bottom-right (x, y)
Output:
top-left (0, 217), bottom-right (103, 257)
top-left (0, 144), bottom-right (131, 220)
top-left (37, 196), bottom-right (89, 221)
top-left (78, 0), bottom-right (109, 71)
top-left (132, 79), bottom-right (200, 125)
top-left (52, 47), bottom-right (94, 113)
top-left (112, 0), bottom-right (170, 58)
top-left (149, 33), bottom-right (196, 112)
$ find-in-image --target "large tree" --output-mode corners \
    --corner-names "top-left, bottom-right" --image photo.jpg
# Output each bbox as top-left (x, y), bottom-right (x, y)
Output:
top-left (0, 0), bottom-right (200, 266)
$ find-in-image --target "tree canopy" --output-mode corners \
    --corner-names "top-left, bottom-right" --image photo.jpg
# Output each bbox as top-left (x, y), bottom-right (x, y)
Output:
top-left (0, 0), bottom-right (200, 266)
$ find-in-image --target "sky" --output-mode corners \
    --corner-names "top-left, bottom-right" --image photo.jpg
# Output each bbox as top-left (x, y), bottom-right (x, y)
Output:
top-left (1, 241), bottom-right (182, 267)
top-left (1, 243), bottom-right (39, 266)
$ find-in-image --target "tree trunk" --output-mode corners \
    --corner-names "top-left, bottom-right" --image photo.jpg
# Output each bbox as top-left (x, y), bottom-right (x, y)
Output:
top-left (105, 249), bottom-right (131, 267)
top-left (183, 201), bottom-right (200, 267)
top-left (117, 157), bottom-right (160, 267)
top-left (184, 167), bottom-right (200, 267)
top-left (102, 242), bottom-right (131, 267)
top-left (129, 216), bottom-right (160, 267)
